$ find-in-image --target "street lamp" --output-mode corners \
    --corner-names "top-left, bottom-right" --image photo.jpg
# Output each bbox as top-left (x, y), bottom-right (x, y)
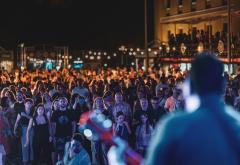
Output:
top-left (144, 0), bottom-right (149, 70)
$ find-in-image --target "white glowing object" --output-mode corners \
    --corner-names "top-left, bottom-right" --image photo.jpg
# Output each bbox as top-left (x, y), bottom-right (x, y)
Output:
top-left (103, 119), bottom-right (112, 129)
top-left (84, 129), bottom-right (93, 138)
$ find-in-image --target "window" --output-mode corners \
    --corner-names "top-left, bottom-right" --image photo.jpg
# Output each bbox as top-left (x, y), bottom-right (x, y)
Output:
top-left (192, 0), bottom-right (196, 5)
top-left (165, 0), bottom-right (171, 16)
top-left (191, 0), bottom-right (196, 12)
top-left (178, 0), bottom-right (183, 6)
top-left (165, 0), bottom-right (171, 9)
top-left (178, 0), bottom-right (183, 14)
top-left (222, 0), bottom-right (227, 5)
top-left (206, 0), bottom-right (211, 9)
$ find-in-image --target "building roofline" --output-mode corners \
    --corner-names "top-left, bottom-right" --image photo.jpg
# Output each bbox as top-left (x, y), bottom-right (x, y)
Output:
top-left (159, 5), bottom-right (240, 24)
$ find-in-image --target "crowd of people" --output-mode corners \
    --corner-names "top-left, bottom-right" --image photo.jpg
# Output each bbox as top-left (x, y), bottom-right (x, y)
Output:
top-left (165, 29), bottom-right (240, 56)
top-left (0, 64), bottom-right (240, 165)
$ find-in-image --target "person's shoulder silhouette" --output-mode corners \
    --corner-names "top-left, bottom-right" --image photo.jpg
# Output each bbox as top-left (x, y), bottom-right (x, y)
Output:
top-left (145, 51), bottom-right (240, 165)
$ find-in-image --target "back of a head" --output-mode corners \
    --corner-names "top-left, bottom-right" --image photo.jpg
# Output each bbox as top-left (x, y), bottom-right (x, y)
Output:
top-left (190, 51), bottom-right (224, 97)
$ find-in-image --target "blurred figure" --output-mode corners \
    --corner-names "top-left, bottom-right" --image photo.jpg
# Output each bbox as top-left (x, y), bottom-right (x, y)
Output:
top-left (112, 92), bottom-right (132, 123)
top-left (14, 98), bottom-right (34, 165)
top-left (150, 96), bottom-right (167, 124)
top-left (113, 111), bottom-right (131, 142)
top-left (0, 106), bottom-right (12, 165)
top-left (108, 52), bottom-right (240, 165)
top-left (56, 133), bottom-right (91, 165)
top-left (91, 97), bottom-right (109, 165)
top-left (51, 97), bottom-right (76, 162)
top-left (135, 113), bottom-right (153, 156)
top-left (146, 52), bottom-right (240, 164)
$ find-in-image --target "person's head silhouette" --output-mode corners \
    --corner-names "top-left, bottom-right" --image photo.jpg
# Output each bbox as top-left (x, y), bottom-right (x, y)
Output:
top-left (190, 51), bottom-right (225, 98)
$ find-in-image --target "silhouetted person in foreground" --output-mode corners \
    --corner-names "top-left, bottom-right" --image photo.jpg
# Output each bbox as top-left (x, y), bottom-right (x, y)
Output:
top-left (108, 51), bottom-right (240, 165)
top-left (145, 51), bottom-right (240, 165)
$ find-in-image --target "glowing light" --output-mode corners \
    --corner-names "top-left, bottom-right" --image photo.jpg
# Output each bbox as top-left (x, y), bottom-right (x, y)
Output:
top-left (97, 114), bottom-right (105, 122)
top-left (107, 56), bottom-right (111, 59)
top-left (154, 51), bottom-right (157, 55)
top-left (104, 52), bottom-right (107, 56)
top-left (94, 52), bottom-right (97, 55)
top-left (90, 56), bottom-right (94, 60)
top-left (148, 48), bottom-right (151, 52)
top-left (98, 52), bottom-right (101, 55)
top-left (130, 48), bottom-right (133, 51)
top-left (137, 48), bottom-right (140, 51)
top-left (69, 56), bottom-right (72, 59)
top-left (113, 53), bottom-right (117, 57)
top-left (97, 56), bottom-right (101, 60)
top-left (89, 51), bottom-right (92, 54)
top-left (131, 62), bottom-right (135, 66)
top-left (159, 46), bottom-right (162, 50)
top-left (141, 52), bottom-right (144, 55)
top-left (166, 46), bottom-right (170, 53)
top-left (133, 52), bottom-right (136, 55)
top-left (103, 119), bottom-right (112, 129)
top-left (56, 66), bottom-right (61, 70)
top-left (172, 47), bottom-right (176, 51)
top-left (85, 55), bottom-right (89, 58)
top-left (83, 129), bottom-right (93, 138)
top-left (104, 64), bottom-right (108, 67)
top-left (77, 57), bottom-right (80, 60)
top-left (129, 52), bottom-right (132, 55)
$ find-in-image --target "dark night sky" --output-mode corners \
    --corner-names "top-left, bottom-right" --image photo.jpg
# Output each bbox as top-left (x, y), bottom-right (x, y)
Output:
top-left (0, 0), bottom-right (154, 50)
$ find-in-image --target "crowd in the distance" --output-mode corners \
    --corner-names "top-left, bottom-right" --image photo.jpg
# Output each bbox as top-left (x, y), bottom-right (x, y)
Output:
top-left (165, 29), bottom-right (240, 56)
top-left (0, 65), bottom-right (240, 165)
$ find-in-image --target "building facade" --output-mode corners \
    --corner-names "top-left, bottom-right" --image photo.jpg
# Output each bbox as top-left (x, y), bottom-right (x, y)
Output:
top-left (154, 0), bottom-right (240, 44)
top-left (0, 47), bottom-right (14, 72)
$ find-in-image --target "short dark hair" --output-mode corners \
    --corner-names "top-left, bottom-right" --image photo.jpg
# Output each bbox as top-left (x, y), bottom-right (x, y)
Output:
top-left (72, 133), bottom-right (84, 142)
top-left (116, 111), bottom-right (125, 118)
top-left (190, 51), bottom-right (224, 96)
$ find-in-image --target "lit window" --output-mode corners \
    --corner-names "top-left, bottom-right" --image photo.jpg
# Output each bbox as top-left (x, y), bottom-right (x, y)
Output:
top-left (191, 0), bottom-right (196, 11)
top-left (178, 0), bottom-right (183, 14)
top-left (165, 0), bottom-right (170, 8)
top-left (165, 0), bottom-right (171, 16)
top-left (206, 0), bottom-right (211, 9)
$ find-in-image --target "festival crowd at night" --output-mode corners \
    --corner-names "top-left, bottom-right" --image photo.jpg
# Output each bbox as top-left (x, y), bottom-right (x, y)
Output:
top-left (0, 65), bottom-right (240, 165)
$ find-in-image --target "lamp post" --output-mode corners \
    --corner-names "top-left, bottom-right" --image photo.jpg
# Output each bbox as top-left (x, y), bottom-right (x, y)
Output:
top-left (144, 0), bottom-right (149, 71)
top-left (227, 0), bottom-right (232, 73)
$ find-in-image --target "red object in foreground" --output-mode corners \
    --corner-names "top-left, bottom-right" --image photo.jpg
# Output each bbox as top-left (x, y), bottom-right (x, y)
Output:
top-left (79, 111), bottom-right (143, 165)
